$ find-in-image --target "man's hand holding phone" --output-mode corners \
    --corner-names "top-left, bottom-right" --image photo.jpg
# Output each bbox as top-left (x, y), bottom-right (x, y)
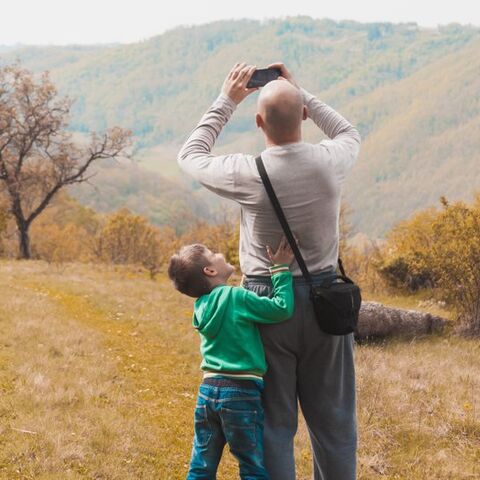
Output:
top-left (222, 62), bottom-right (299, 105)
top-left (222, 63), bottom-right (258, 105)
top-left (267, 62), bottom-right (299, 89)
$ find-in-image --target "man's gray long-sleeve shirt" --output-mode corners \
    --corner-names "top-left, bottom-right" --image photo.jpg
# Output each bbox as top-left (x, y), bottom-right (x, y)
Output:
top-left (178, 88), bottom-right (361, 276)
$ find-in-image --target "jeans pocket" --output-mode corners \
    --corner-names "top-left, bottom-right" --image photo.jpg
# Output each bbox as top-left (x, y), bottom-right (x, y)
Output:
top-left (220, 407), bottom-right (257, 452)
top-left (194, 405), bottom-right (212, 448)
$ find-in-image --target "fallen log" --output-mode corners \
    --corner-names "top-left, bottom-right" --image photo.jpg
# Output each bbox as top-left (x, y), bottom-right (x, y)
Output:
top-left (355, 301), bottom-right (447, 339)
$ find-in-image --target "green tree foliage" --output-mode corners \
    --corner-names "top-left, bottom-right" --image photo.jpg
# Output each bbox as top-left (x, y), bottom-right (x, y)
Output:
top-left (377, 195), bottom-right (480, 334)
top-left (3, 19), bottom-right (480, 236)
top-left (5, 18), bottom-right (477, 148)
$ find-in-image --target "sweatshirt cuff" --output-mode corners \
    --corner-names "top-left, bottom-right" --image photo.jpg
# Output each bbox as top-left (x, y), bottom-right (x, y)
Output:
top-left (300, 87), bottom-right (316, 106)
top-left (269, 264), bottom-right (290, 276)
top-left (216, 93), bottom-right (238, 113)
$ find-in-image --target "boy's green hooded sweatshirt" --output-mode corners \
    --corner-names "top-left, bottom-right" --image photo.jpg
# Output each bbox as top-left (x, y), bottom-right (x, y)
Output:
top-left (192, 267), bottom-right (294, 376)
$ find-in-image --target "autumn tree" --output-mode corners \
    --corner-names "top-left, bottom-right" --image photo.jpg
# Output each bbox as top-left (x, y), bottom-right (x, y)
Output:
top-left (0, 63), bottom-right (131, 259)
top-left (31, 222), bottom-right (94, 264)
top-left (0, 201), bottom-right (8, 255)
top-left (156, 225), bottom-right (179, 267)
top-left (376, 207), bottom-right (438, 290)
top-left (29, 191), bottom-right (100, 263)
top-left (179, 220), bottom-right (240, 267)
top-left (377, 195), bottom-right (480, 334)
top-left (95, 208), bottom-right (163, 278)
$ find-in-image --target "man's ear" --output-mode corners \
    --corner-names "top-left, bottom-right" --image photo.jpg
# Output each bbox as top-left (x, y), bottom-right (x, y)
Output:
top-left (302, 106), bottom-right (308, 121)
top-left (255, 113), bottom-right (263, 129)
top-left (203, 266), bottom-right (217, 277)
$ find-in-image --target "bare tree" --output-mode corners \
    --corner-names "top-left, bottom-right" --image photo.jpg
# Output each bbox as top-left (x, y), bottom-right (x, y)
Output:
top-left (0, 63), bottom-right (131, 259)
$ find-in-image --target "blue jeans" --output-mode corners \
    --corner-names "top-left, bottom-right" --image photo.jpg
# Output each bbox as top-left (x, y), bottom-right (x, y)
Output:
top-left (186, 378), bottom-right (269, 480)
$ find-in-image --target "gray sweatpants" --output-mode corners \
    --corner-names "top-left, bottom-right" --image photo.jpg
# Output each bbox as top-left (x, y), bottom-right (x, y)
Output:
top-left (243, 271), bottom-right (357, 480)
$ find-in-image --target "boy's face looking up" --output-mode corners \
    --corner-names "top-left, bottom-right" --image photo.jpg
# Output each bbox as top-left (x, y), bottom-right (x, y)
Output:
top-left (167, 244), bottom-right (235, 298)
top-left (203, 249), bottom-right (235, 285)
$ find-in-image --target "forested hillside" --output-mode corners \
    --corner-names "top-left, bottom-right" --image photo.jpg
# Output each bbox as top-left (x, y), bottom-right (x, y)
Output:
top-left (2, 17), bottom-right (480, 235)
top-left (67, 159), bottom-right (213, 232)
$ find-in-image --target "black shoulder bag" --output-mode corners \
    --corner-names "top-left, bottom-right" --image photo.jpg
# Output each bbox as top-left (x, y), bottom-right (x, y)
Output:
top-left (255, 155), bottom-right (361, 336)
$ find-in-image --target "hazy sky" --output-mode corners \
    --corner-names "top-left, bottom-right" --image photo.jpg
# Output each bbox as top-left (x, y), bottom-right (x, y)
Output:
top-left (3, 0), bottom-right (479, 45)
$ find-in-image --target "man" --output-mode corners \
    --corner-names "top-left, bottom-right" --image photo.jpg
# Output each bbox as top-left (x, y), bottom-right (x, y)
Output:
top-left (178, 62), bottom-right (361, 480)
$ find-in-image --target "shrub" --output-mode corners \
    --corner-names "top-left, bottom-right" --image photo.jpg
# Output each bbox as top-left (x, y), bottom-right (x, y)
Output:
top-left (377, 195), bottom-right (480, 334)
top-left (95, 208), bottom-right (163, 278)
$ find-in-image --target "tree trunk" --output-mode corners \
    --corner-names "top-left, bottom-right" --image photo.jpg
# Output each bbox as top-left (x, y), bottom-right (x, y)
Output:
top-left (355, 301), bottom-right (447, 340)
top-left (17, 222), bottom-right (31, 259)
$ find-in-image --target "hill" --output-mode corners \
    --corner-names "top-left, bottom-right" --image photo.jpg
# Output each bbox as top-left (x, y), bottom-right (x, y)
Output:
top-left (2, 18), bottom-right (480, 235)
top-left (67, 158), bottom-right (217, 232)
top-left (344, 37), bottom-right (480, 234)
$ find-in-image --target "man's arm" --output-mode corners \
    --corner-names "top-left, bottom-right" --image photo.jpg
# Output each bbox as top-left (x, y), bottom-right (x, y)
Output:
top-left (302, 88), bottom-right (360, 147)
top-left (177, 63), bottom-right (257, 200)
top-left (302, 89), bottom-right (360, 181)
top-left (269, 62), bottom-right (361, 181)
top-left (301, 88), bottom-right (360, 141)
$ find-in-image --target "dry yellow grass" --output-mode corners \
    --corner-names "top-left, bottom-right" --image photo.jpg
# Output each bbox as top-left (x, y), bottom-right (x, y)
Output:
top-left (0, 260), bottom-right (478, 479)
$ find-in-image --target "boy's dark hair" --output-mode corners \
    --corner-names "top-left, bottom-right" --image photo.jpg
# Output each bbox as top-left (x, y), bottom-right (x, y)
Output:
top-left (168, 244), bottom-right (213, 298)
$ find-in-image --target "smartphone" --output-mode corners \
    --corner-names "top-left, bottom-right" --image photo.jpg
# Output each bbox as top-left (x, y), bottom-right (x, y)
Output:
top-left (247, 67), bottom-right (282, 88)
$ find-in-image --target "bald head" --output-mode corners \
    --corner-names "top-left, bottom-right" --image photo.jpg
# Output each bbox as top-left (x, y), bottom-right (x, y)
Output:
top-left (256, 80), bottom-right (305, 144)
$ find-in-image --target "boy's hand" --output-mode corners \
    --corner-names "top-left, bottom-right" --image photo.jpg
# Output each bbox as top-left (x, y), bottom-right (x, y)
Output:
top-left (266, 236), bottom-right (295, 265)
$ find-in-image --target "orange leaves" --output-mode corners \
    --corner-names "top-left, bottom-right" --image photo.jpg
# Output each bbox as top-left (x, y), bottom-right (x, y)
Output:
top-left (377, 195), bottom-right (480, 333)
top-left (31, 222), bottom-right (93, 264)
top-left (95, 208), bottom-right (161, 272)
top-left (177, 220), bottom-right (240, 267)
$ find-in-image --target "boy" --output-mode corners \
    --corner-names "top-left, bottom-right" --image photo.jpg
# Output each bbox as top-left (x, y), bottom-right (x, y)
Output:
top-left (168, 237), bottom-right (295, 479)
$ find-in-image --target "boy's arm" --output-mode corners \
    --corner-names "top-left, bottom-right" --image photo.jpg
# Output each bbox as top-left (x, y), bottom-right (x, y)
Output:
top-left (240, 265), bottom-right (294, 324)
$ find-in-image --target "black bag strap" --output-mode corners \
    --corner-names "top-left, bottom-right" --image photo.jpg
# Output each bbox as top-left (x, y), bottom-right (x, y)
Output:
top-left (255, 155), bottom-right (347, 283)
top-left (255, 155), bottom-right (313, 284)
top-left (338, 257), bottom-right (347, 277)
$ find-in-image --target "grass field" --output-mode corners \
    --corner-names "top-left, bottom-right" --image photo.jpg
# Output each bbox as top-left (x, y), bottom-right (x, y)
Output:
top-left (0, 260), bottom-right (478, 479)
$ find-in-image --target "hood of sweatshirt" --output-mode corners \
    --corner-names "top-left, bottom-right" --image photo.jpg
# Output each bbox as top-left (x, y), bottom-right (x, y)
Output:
top-left (193, 285), bottom-right (232, 339)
